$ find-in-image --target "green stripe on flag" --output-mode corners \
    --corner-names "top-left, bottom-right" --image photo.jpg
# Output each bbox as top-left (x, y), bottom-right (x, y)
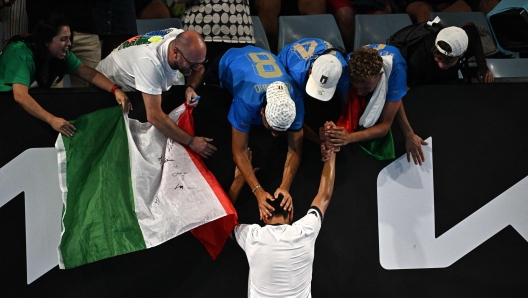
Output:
top-left (59, 106), bottom-right (146, 269)
top-left (357, 126), bottom-right (395, 161)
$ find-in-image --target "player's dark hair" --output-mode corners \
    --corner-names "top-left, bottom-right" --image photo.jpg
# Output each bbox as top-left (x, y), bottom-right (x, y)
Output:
top-left (266, 194), bottom-right (289, 219)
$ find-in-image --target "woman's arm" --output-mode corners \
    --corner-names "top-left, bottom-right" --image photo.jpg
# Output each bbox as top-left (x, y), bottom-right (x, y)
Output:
top-left (12, 83), bottom-right (76, 136)
top-left (72, 64), bottom-right (132, 112)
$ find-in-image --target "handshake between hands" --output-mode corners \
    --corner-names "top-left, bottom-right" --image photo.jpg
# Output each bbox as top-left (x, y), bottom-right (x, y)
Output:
top-left (318, 121), bottom-right (345, 162)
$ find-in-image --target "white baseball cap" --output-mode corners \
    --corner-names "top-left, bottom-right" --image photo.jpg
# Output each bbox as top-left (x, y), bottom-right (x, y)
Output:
top-left (305, 54), bottom-right (342, 101)
top-left (435, 27), bottom-right (469, 57)
top-left (265, 81), bottom-right (296, 131)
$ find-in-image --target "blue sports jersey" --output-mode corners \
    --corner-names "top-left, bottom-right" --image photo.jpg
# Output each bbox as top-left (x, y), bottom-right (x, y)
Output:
top-left (347, 44), bottom-right (407, 102)
top-left (219, 46), bottom-right (305, 133)
top-left (278, 38), bottom-right (350, 100)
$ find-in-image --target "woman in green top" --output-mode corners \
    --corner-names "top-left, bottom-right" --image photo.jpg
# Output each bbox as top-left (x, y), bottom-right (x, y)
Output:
top-left (0, 14), bottom-right (131, 137)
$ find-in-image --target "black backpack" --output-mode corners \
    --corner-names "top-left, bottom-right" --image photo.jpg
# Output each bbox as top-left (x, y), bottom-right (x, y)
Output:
top-left (386, 21), bottom-right (444, 59)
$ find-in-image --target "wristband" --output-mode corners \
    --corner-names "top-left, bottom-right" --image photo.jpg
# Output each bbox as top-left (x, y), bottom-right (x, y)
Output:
top-left (252, 185), bottom-right (261, 193)
top-left (111, 85), bottom-right (121, 94)
top-left (186, 136), bottom-right (194, 146)
top-left (186, 84), bottom-right (196, 91)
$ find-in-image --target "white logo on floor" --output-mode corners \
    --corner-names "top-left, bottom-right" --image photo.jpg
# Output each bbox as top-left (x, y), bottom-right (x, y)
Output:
top-left (377, 138), bottom-right (528, 269)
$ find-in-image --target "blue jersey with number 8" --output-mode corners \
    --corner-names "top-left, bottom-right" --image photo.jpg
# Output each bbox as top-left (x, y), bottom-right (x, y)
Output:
top-left (219, 46), bottom-right (305, 133)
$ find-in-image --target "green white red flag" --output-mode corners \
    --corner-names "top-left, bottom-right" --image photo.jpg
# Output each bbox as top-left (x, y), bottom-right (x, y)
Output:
top-left (55, 105), bottom-right (237, 269)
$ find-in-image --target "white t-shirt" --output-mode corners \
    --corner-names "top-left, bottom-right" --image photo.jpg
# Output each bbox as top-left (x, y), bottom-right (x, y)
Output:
top-left (234, 207), bottom-right (323, 298)
top-left (96, 28), bottom-right (185, 94)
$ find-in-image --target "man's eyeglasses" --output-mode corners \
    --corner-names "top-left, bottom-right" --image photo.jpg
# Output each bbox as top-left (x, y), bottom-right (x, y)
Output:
top-left (176, 48), bottom-right (207, 70)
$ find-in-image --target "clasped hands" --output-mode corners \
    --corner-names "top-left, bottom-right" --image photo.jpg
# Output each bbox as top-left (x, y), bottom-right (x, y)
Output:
top-left (318, 121), bottom-right (344, 162)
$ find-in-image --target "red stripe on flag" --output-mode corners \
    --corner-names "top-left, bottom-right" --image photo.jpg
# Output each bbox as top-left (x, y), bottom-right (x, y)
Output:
top-left (177, 105), bottom-right (238, 259)
top-left (337, 88), bottom-right (366, 133)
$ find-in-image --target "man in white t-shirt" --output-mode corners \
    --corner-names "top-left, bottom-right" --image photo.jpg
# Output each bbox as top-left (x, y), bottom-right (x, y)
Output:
top-left (228, 147), bottom-right (336, 297)
top-left (97, 28), bottom-right (216, 158)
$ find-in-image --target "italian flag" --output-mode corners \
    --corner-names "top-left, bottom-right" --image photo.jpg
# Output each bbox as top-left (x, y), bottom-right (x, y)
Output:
top-left (55, 105), bottom-right (237, 269)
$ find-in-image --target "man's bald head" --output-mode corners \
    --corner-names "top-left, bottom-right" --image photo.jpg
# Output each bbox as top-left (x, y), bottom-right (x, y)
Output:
top-left (167, 30), bottom-right (207, 75)
top-left (174, 30), bottom-right (206, 62)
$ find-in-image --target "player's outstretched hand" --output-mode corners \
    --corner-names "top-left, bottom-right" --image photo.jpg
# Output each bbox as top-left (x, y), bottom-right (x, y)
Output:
top-left (320, 142), bottom-right (334, 162)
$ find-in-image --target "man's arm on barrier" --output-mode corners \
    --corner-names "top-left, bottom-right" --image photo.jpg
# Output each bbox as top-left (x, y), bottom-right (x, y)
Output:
top-left (12, 84), bottom-right (76, 136)
top-left (228, 148), bottom-right (259, 204)
top-left (395, 101), bottom-right (427, 165)
top-left (142, 92), bottom-right (216, 158)
top-left (275, 128), bottom-right (303, 213)
top-left (232, 126), bottom-right (274, 220)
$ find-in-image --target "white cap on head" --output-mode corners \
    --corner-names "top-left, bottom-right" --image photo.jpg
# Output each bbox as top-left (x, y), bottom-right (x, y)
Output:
top-left (265, 81), bottom-right (296, 131)
top-left (435, 27), bottom-right (468, 57)
top-left (305, 54), bottom-right (342, 102)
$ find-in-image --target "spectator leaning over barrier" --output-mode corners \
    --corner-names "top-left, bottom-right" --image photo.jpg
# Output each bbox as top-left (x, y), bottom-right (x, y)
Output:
top-left (278, 37), bottom-right (350, 148)
top-left (96, 28), bottom-right (217, 159)
top-left (204, 45), bottom-right (304, 219)
top-left (388, 19), bottom-right (494, 86)
top-left (321, 45), bottom-right (427, 165)
top-left (0, 13), bottom-right (131, 137)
